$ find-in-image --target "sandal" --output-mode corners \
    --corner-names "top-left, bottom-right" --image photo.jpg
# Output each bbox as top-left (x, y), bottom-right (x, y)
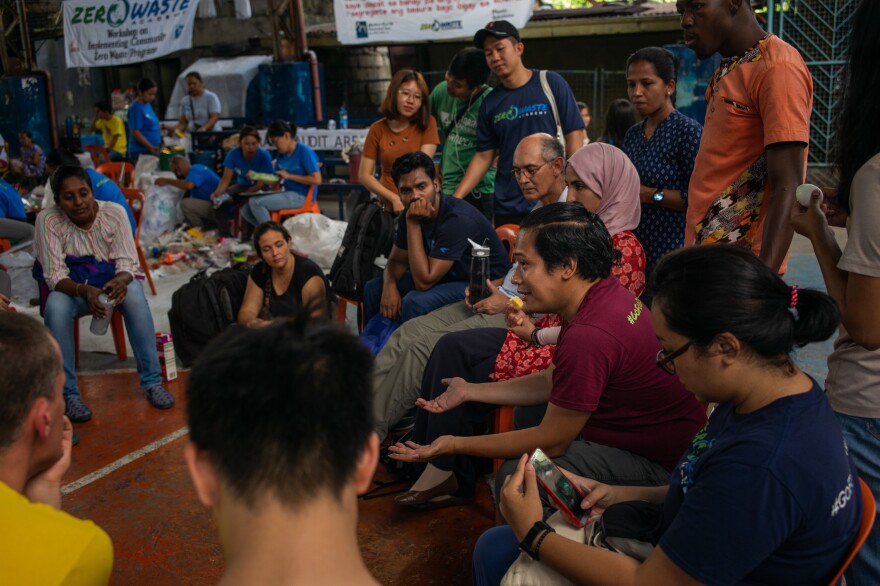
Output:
top-left (144, 384), bottom-right (175, 409)
top-left (65, 395), bottom-right (93, 423)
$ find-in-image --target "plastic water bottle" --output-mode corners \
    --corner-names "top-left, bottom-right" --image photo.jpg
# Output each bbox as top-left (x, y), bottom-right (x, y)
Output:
top-left (467, 238), bottom-right (491, 306)
top-left (89, 292), bottom-right (116, 335)
top-left (340, 105), bottom-right (348, 129)
top-left (328, 118), bottom-right (337, 131)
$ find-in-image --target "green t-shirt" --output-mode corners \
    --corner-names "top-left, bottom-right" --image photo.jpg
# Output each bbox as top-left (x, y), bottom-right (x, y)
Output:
top-left (430, 81), bottom-right (496, 196)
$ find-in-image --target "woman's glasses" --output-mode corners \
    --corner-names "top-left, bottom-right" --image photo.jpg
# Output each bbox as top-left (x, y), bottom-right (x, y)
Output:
top-left (656, 340), bottom-right (692, 375)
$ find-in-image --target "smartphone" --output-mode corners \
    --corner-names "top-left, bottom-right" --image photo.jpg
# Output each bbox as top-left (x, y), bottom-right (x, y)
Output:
top-left (529, 448), bottom-right (591, 528)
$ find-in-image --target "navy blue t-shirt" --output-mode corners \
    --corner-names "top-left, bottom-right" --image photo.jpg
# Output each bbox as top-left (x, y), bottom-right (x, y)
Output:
top-left (185, 164), bottom-right (222, 202)
top-left (476, 70), bottom-right (584, 217)
top-left (659, 382), bottom-right (861, 585)
top-left (393, 194), bottom-right (511, 283)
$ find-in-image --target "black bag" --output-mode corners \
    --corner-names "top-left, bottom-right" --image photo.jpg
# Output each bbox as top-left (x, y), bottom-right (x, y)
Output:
top-left (328, 201), bottom-right (394, 301)
top-left (168, 264), bottom-right (251, 366)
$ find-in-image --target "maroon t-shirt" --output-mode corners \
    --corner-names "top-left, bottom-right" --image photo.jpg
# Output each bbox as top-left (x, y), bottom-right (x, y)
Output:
top-left (551, 277), bottom-right (706, 471)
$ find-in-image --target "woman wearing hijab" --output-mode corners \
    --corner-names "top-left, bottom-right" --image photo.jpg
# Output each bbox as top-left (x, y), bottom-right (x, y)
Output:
top-left (390, 144), bottom-right (648, 509)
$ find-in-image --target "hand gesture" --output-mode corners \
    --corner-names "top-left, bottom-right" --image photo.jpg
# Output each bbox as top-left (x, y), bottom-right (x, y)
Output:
top-left (387, 435), bottom-right (455, 463)
top-left (472, 280), bottom-right (510, 315)
top-left (559, 468), bottom-right (615, 523)
top-left (103, 278), bottom-right (128, 306)
top-left (0, 293), bottom-right (10, 312)
top-left (415, 377), bottom-right (471, 414)
top-left (23, 416), bottom-right (73, 508)
top-left (85, 286), bottom-right (108, 319)
top-left (380, 284), bottom-right (402, 320)
top-left (406, 198), bottom-right (434, 222)
top-left (506, 306), bottom-right (535, 342)
top-left (500, 454), bottom-right (545, 541)
top-left (791, 187), bottom-right (831, 241)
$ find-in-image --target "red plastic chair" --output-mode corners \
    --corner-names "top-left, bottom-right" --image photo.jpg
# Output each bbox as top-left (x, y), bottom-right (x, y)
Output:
top-left (495, 223), bottom-right (519, 263)
top-left (73, 314), bottom-right (127, 367)
top-left (84, 145), bottom-right (112, 168)
top-left (828, 477), bottom-right (876, 585)
top-left (120, 187), bottom-right (157, 296)
top-left (96, 162), bottom-right (134, 189)
top-left (269, 183), bottom-right (320, 222)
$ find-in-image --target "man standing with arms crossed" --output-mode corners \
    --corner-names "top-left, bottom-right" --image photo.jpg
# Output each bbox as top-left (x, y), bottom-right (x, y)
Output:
top-left (452, 21), bottom-right (585, 226)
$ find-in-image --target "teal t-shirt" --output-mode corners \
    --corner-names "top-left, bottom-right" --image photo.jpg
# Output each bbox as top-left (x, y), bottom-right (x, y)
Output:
top-left (430, 81), bottom-right (496, 196)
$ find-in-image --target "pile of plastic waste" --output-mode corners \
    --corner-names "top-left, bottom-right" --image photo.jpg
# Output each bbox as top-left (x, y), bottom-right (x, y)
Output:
top-left (144, 227), bottom-right (253, 277)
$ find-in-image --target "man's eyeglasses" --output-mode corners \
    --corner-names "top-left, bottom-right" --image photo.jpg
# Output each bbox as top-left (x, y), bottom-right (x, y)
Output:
top-left (656, 341), bottom-right (692, 375)
top-left (512, 161), bottom-right (549, 180)
top-left (398, 89), bottom-right (424, 102)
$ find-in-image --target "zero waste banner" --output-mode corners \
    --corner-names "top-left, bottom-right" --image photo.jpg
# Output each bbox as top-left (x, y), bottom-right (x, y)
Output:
top-left (63, 0), bottom-right (200, 68)
top-left (334, 0), bottom-right (534, 45)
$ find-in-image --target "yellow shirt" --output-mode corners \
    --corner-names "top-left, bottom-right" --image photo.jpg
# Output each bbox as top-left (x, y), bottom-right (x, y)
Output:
top-left (0, 481), bottom-right (113, 585)
top-left (94, 115), bottom-right (127, 156)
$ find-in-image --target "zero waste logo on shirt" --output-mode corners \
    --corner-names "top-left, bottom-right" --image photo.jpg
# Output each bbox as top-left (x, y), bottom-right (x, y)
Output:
top-left (493, 103), bottom-right (550, 124)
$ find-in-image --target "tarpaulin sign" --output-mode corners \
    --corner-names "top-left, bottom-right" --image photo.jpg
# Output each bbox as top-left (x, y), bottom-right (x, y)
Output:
top-left (63, 0), bottom-right (200, 68)
top-left (333, 0), bottom-right (533, 45)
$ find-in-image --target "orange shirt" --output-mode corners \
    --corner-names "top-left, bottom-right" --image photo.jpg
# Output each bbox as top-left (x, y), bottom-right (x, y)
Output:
top-left (686, 34), bottom-right (812, 255)
top-left (362, 117), bottom-right (440, 195)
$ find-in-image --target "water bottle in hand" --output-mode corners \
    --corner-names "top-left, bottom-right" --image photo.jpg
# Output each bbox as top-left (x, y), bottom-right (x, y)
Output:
top-left (467, 238), bottom-right (491, 306)
top-left (90, 291), bottom-right (116, 335)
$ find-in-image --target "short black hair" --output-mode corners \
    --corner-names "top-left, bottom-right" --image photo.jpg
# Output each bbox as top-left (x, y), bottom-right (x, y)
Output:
top-left (46, 148), bottom-right (81, 169)
top-left (95, 101), bottom-right (112, 113)
top-left (602, 99), bottom-right (636, 146)
top-left (447, 47), bottom-right (491, 90)
top-left (137, 77), bottom-right (156, 93)
top-left (391, 151), bottom-right (436, 188)
top-left (185, 71), bottom-right (203, 82)
top-left (18, 130), bottom-right (33, 139)
top-left (519, 201), bottom-right (621, 281)
top-left (267, 119), bottom-right (297, 140)
top-left (186, 317), bottom-right (374, 508)
top-left (627, 46), bottom-right (678, 106)
top-left (50, 166), bottom-right (92, 204)
top-left (652, 245), bottom-right (840, 365)
top-left (0, 313), bottom-right (60, 449)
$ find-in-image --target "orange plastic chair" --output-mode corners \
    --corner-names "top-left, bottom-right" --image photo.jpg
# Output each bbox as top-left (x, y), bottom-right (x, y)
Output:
top-left (495, 223), bottom-right (519, 263)
top-left (84, 145), bottom-right (112, 168)
top-left (0, 239), bottom-right (11, 253)
top-left (96, 162), bottom-right (134, 188)
top-left (269, 183), bottom-right (320, 222)
top-left (828, 477), bottom-right (876, 586)
top-left (73, 313), bottom-right (127, 367)
top-left (120, 187), bottom-right (157, 296)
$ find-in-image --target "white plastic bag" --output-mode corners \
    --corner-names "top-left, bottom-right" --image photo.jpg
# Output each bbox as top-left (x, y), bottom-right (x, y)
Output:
top-left (0, 249), bottom-right (38, 301)
top-left (234, 0), bottom-right (252, 19)
top-left (133, 154), bottom-right (159, 185)
top-left (282, 213), bottom-right (347, 272)
top-left (141, 184), bottom-right (184, 245)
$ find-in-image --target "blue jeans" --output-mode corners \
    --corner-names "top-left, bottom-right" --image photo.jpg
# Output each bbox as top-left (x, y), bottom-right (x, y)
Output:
top-left (362, 273), bottom-right (467, 325)
top-left (472, 525), bottom-right (520, 586)
top-left (836, 412), bottom-right (880, 585)
top-left (44, 279), bottom-right (162, 398)
top-left (241, 191), bottom-right (306, 226)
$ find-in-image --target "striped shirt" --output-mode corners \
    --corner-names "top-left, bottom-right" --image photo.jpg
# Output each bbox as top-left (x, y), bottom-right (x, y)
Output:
top-left (35, 200), bottom-right (140, 290)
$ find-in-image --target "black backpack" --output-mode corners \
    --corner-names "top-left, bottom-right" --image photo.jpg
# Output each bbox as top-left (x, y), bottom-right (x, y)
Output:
top-left (168, 264), bottom-right (251, 366)
top-left (328, 201), bottom-right (395, 301)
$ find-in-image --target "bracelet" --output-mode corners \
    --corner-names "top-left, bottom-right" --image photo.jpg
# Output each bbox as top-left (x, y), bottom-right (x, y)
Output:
top-left (533, 529), bottom-right (554, 561)
top-left (530, 327), bottom-right (543, 347)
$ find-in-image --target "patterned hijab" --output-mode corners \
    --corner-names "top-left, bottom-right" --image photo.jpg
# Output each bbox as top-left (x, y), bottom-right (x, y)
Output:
top-left (567, 142), bottom-right (641, 236)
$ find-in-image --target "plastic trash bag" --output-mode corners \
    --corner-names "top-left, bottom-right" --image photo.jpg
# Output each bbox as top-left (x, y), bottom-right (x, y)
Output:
top-left (282, 213), bottom-right (347, 272)
top-left (0, 249), bottom-right (38, 301)
top-left (141, 184), bottom-right (184, 245)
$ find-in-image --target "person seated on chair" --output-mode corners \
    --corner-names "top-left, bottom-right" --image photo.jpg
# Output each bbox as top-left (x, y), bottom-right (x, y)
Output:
top-left (388, 202), bottom-right (703, 509)
top-left (34, 166), bottom-right (174, 424)
top-left (184, 317), bottom-right (381, 585)
top-left (0, 174), bottom-right (34, 244)
top-left (363, 151), bottom-right (511, 326)
top-left (89, 102), bottom-right (127, 163)
top-left (155, 156), bottom-right (221, 233)
top-left (473, 245), bottom-right (863, 586)
top-left (237, 221), bottom-right (328, 327)
top-left (209, 125), bottom-right (275, 237)
top-left (0, 313), bottom-right (113, 584)
top-left (240, 119), bottom-right (322, 228)
top-left (43, 149), bottom-right (137, 236)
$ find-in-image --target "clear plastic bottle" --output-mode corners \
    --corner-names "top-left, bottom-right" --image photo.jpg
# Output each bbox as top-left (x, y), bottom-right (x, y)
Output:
top-left (89, 292), bottom-right (116, 335)
top-left (328, 118), bottom-right (337, 131)
top-left (340, 105), bottom-right (348, 129)
top-left (467, 238), bottom-right (491, 306)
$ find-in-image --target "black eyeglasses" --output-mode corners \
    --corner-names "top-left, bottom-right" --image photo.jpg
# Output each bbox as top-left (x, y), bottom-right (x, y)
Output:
top-left (656, 341), bottom-right (692, 375)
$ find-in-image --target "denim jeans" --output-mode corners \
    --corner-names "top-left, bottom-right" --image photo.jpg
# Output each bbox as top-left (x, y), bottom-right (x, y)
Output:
top-left (362, 272), bottom-right (467, 325)
top-left (44, 279), bottom-right (162, 398)
top-left (836, 412), bottom-right (880, 585)
top-left (240, 191), bottom-right (306, 226)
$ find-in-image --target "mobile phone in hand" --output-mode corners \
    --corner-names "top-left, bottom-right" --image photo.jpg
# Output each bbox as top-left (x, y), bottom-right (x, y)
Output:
top-left (529, 448), bottom-right (591, 528)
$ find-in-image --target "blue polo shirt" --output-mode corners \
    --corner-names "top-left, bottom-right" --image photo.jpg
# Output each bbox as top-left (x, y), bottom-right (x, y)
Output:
top-left (186, 164), bottom-right (221, 201)
top-left (0, 179), bottom-right (25, 220)
top-left (223, 147), bottom-right (274, 189)
top-left (393, 193), bottom-right (511, 282)
top-left (275, 142), bottom-right (320, 196)
top-left (85, 168), bottom-right (136, 235)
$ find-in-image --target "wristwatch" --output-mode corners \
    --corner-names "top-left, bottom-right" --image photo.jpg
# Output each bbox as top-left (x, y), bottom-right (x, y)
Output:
top-left (652, 188), bottom-right (665, 203)
top-left (530, 327), bottom-right (544, 347)
top-left (519, 520), bottom-right (555, 560)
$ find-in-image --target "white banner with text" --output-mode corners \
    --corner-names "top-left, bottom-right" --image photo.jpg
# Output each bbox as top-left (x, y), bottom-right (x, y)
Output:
top-left (63, 0), bottom-right (200, 68)
top-left (333, 0), bottom-right (533, 45)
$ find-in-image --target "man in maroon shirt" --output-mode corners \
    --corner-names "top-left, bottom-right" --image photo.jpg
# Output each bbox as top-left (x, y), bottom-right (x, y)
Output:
top-left (389, 202), bottom-right (706, 508)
